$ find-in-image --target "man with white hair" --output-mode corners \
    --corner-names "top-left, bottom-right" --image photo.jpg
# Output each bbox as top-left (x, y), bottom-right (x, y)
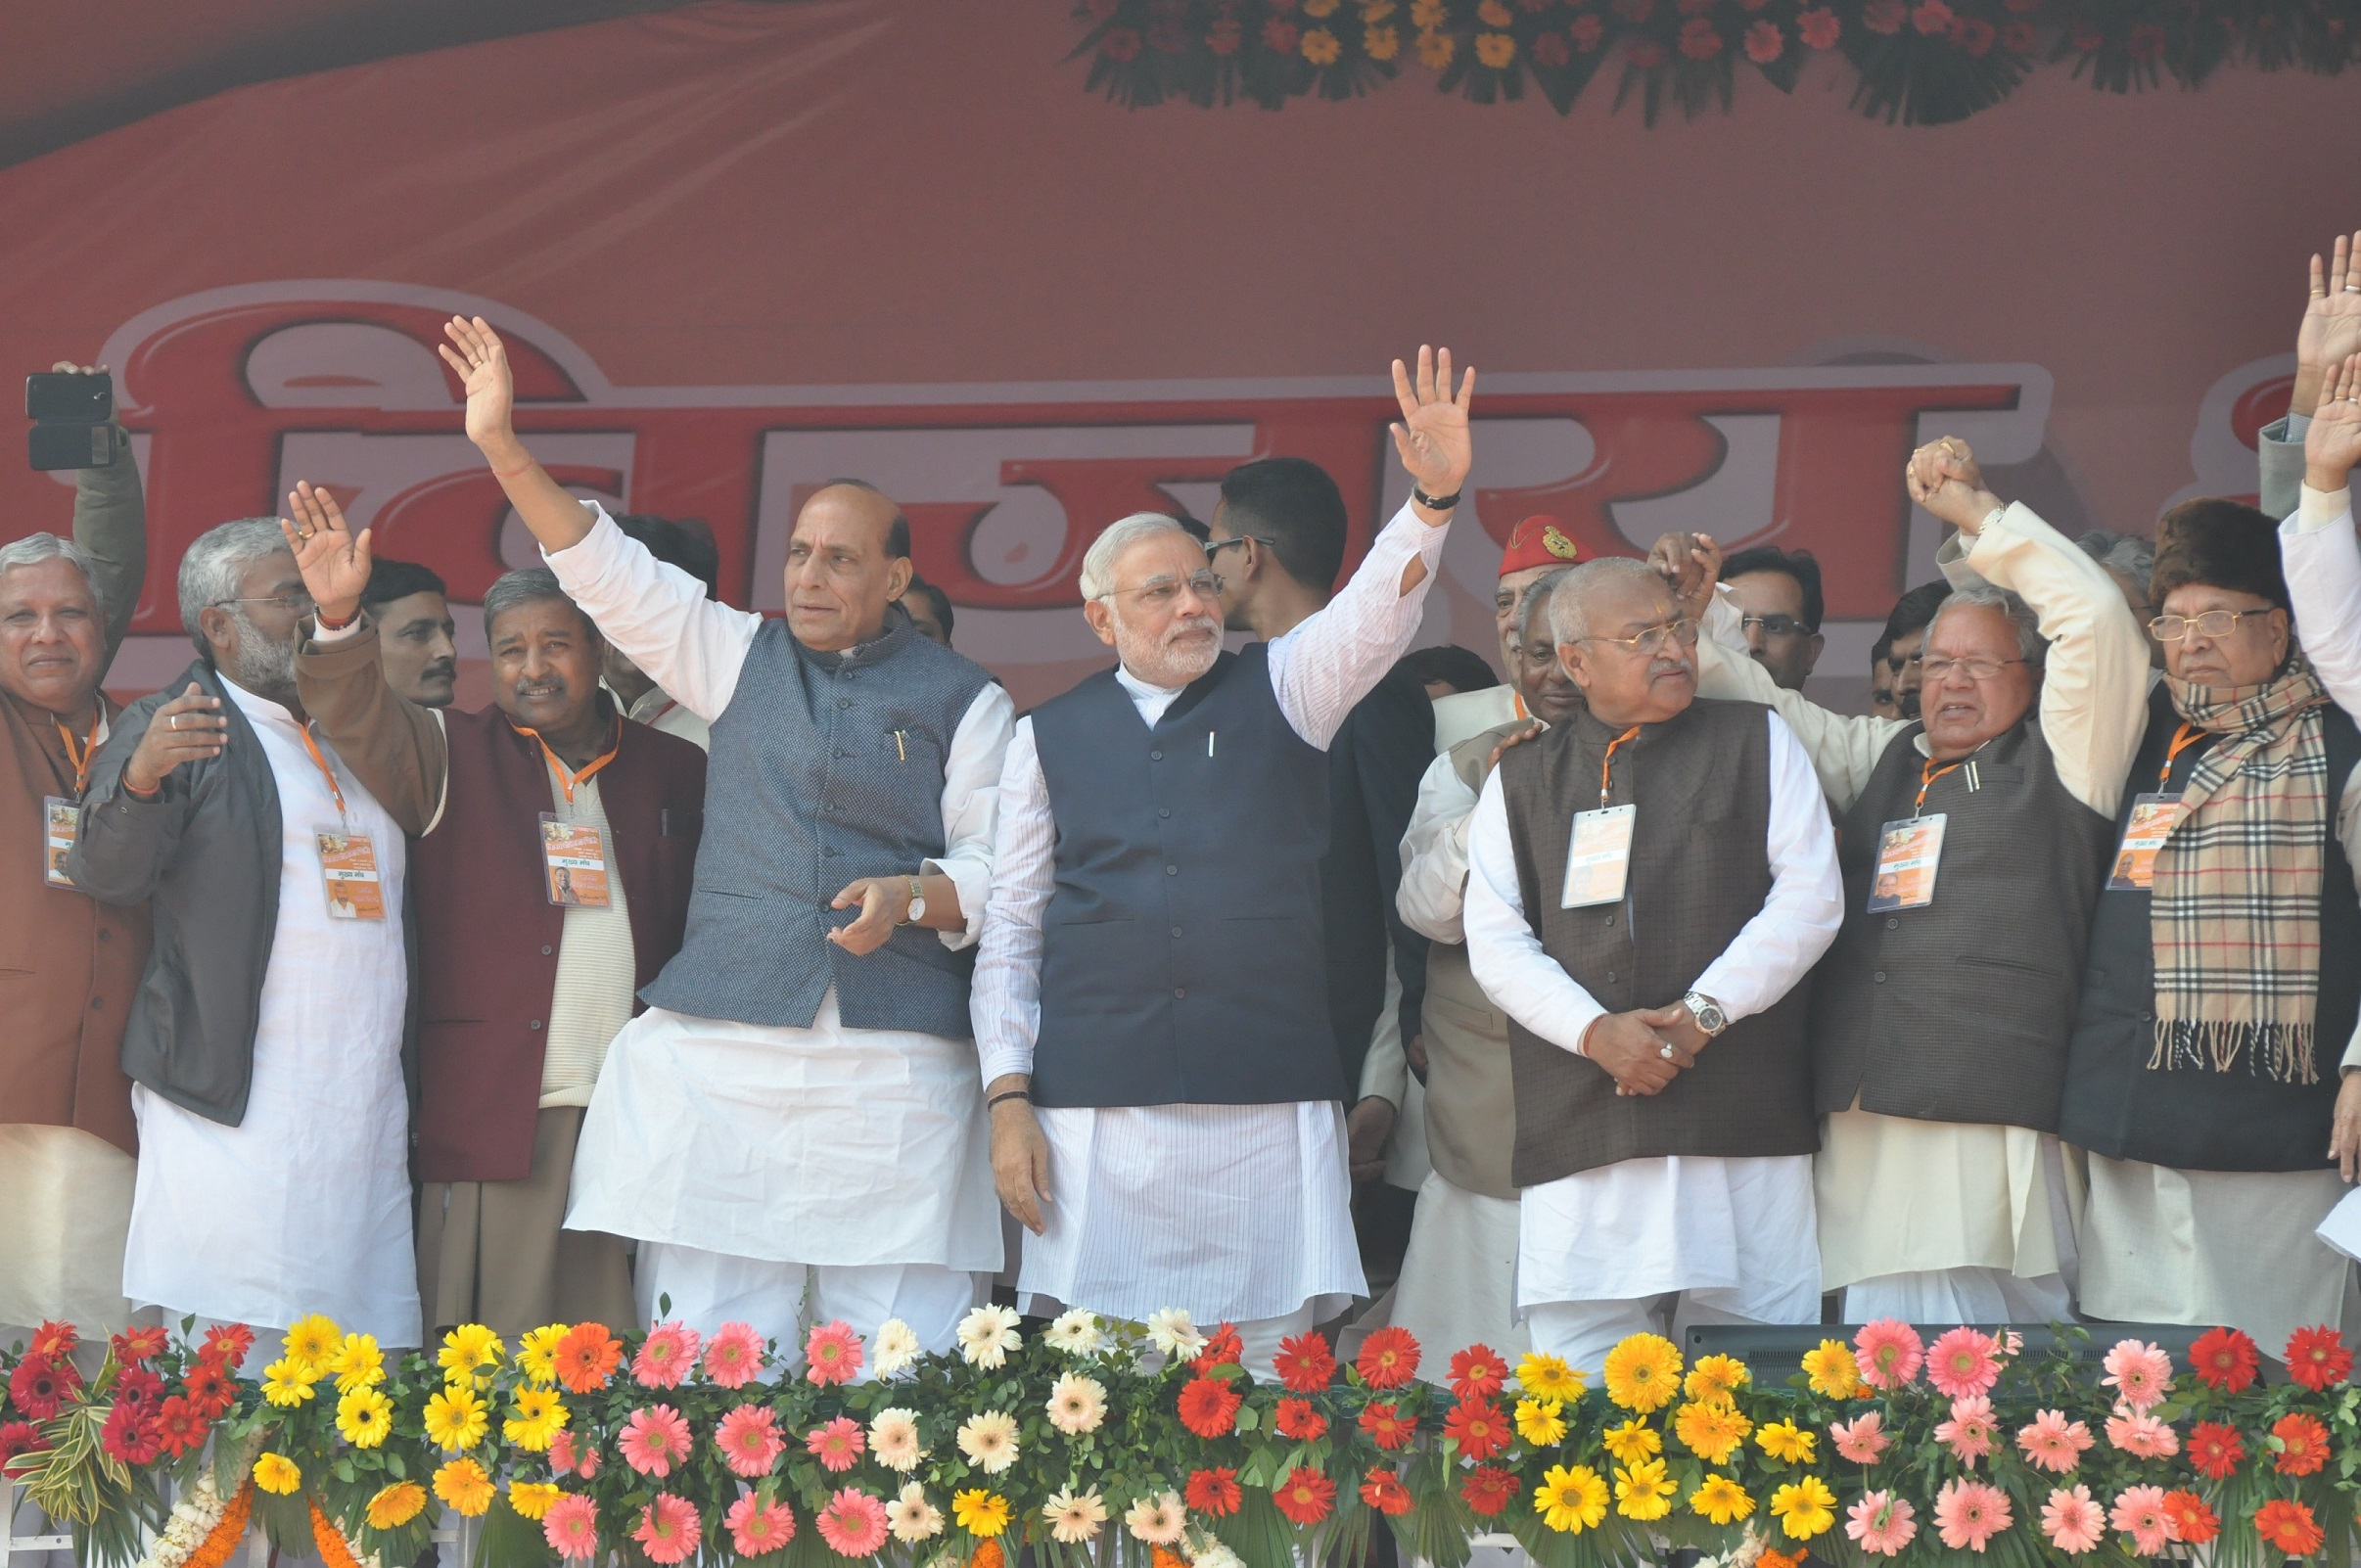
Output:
top-left (975, 346), bottom-right (1473, 1371)
top-left (72, 508), bottom-right (419, 1345)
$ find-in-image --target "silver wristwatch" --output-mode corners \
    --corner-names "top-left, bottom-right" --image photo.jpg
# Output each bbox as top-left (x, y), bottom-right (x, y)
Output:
top-left (1683, 991), bottom-right (1729, 1037)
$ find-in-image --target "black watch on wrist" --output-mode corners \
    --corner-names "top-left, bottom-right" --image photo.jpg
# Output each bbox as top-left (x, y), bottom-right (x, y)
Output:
top-left (1412, 484), bottom-right (1462, 511)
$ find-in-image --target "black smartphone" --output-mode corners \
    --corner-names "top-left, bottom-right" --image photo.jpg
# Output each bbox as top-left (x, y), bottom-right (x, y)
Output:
top-left (26, 371), bottom-right (112, 423)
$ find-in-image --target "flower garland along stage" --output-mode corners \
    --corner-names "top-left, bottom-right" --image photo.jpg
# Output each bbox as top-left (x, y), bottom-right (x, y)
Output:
top-left (1070, 0), bottom-right (2361, 124)
top-left (6, 1310), bottom-right (2361, 1568)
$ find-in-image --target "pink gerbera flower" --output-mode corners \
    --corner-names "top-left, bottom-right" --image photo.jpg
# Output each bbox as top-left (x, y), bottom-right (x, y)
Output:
top-left (1831, 1410), bottom-right (1889, 1464)
top-left (1934, 1478), bottom-right (2012, 1551)
top-left (1934, 1395), bottom-right (1998, 1465)
top-left (1853, 1320), bottom-right (1923, 1391)
top-left (543, 1495), bottom-right (599, 1560)
top-left (807, 1416), bottom-right (866, 1473)
top-left (703, 1322), bottom-right (766, 1391)
top-left (2109, 1485), bottom-right (2171, 1555)
top-left (2041, 1485), bottom-right (2105, 1554)
top-left (549, 1430), bottom-right (601, 1480)
top-left (2105, 1411), bottom-right (2178, 1458)
top-left (633, 1322), bottom-right (702, 1390)
top-left (618, 1405), bottom-right (694, 1478)
top-left (726, 1495), bottom-right (796, 1557)
top-left (1847, 1492), bottom-right (1917, 1556)
top-left (2016, 1409), bottom-right (2094, 1474)
top-left (1925, 1327), bottom-right (2003, 1399)
top-left (2101, 1339), bottom-right (2174, 1413)
top-left (815, 1488), bottom-right (890, 1558)
top-left (717, 1405), bottom-right (786, 1479)
top-left (634, 1494), bottom-right (701, 1566)
top-left (805, 1320), bottom-right (864, 1387)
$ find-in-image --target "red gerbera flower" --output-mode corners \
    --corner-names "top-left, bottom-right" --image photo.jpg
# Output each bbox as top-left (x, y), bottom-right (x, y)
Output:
top-left (8, 1357), bottom-right (77, 1421)
top-left (1274, 1398), bottom-right (1328, 1441)
top-left (1359, 1466), bottom-right (1413, 1516)
top-left (198, 1323), bottom-right (255, 1372)
top-left (98, 1403), bottom-right (161, 1466)
top-left (1184, 1467), bottom-right (1242, 1517)
top-left (2187, 1326), bottom-right (2259, 1393)
top-left (1448, 1345), bottom-right (1506, 1402)
top-left (1358, 1401), bottom-right (1416, 1451)
top-left (1443, 1397), bottom-right (1510, 1460)
top-left (1460, 1465), bottom-right (1520, 1517)
top-left (1198, 1324), bottom-right (1243, 1368)
top-left (1355, 1326), bottom-right (1421, 1391)
top-left (2254, 1499), bottom-right (2325, 1556)
top-left (27, 1323), bottom-right (76, 1363)
top-left (152, 1396), bottom-right (209, 1459)
top-left (114, 1367), bottom-right (165, 1415)
top-left (2161, 1491), bottom-right (2219, 1546)
top-left (1273, 1332), bottom-right (1336, 1394)
top-left (1272, 1466), bottom-right (1336, 1526)
top-left (0, 1421), bottom-right (49, 1468)
top-left (2284, 1325), bottom-right (2351, 1391)
top-left (1177, 1374), bottom-right (1243, 1439)
top-left (180, 1361), bottom-right (234, 1416)
top-left (2271, 1412), bottom-right (2329, 1476)
top-left (2187, 1420), bottom-right (2245, 1480)
top-left (111, 1326), bottom-right (169, 1365)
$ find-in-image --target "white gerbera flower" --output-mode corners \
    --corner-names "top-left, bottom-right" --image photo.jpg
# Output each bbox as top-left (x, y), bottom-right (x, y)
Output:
top-left (955, 1304), bottom-right (1022, 1370)
top-left (1043, 1487), bottom-right (1109, 1545)
top-left (1044, 1371), bottom-right (1108, 1436)
top-left (872, 1317), bottom-right (923, 1377)
top-left (1145, 1307), bottom-right (1206, 1361)
top-left (1043, 1308), bottom-right (1104, 1356)
top-left (887, 1483), bottom-right (945, 1545)
top-left (955, 1408), bottom-right (1021, 1475)
top-left (1124, 1491), bottom-right (1187, 1545)
top-left (869, 1407), bottom-right (925, 1472)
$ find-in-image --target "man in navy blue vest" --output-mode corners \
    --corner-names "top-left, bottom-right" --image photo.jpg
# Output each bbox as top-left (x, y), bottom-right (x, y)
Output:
top-left (972, 346), bottom-right (1474, 1374)
top-left (439, 317), bottom-right (1014, 1360)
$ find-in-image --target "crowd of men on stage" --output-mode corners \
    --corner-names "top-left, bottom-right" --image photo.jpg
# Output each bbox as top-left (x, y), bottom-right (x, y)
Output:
top-left (14, 228), bottom-right (2361, 1383)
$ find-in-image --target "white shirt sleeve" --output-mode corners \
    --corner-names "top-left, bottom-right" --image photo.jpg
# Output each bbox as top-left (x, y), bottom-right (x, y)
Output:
top-left (1464, 765), bottom-right (1604, 1056)
top-left (925, 682), bottom-right (1014, 951)
top-left (1397, 749), bottom-right (1482, 943)
top-left (970, 715), bottom-right (1051, 1084)
top-left (541, 501), bottom-right (763, 722)
top-left (2283, 488), bottom-right (2361, 727)
top-left (1694, 584), bottom-right (1903, 813)
top-left (1266, 501), bottom-right (1451, 748)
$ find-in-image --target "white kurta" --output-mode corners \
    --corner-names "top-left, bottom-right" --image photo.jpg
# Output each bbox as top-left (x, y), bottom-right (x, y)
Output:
top-left (1462, 709), bottom-right (1842, 1316)
top-left (121, 677), bottom-right (418, 1345)
top-left (971, 501), bottom-right (1452, 1325)
top-left (548, 505), bottom-right (1013, 1272)
top-left (0, 1125), bottom-right (148, 1339)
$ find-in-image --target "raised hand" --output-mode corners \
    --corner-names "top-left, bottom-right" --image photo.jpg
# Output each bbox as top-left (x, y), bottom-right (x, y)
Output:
top-left (1907, 436), bottom-right (2002, 533)
top-left (437, 316), bottom-right (518, 454)
top-left (2305, 352), bottom-right (2361, 492)
top-left (123, 684), bottom-right (226, 795)
top-left (279, 482), bottom-right (372, 624)
top-left (1648, 530), bottom-right (1722, 622)
top-left (1390, 345), bottom-right (1476, 506)
top-left (2295, 232), bottom-right (2361, 418)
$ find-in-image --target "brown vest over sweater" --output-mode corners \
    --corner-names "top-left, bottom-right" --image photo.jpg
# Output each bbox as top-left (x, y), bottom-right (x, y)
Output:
top-left (1809, 718), bottom-right (2113, 1130)
top-left (1498, 700), bottom-right (1816, 1187)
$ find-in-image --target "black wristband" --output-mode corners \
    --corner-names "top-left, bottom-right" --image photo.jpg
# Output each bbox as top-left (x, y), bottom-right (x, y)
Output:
top-left (1412, 485), bottom-right (1462, 511)
top-left (988, 1088), bottom-right (1032, 1109)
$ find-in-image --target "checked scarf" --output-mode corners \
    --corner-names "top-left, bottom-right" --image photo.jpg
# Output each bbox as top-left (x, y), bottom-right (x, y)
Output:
top-left (2151, 659), bottom-right (2333, 1082)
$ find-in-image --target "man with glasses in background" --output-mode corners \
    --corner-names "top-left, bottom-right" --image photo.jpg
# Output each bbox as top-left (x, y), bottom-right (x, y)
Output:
top-left (1720, 544), bottom-right (1825, 692)
top-left (1667, 436), bottom-right (2149, 1324)
top-left (974, 346), bottom-right (1471, 1377)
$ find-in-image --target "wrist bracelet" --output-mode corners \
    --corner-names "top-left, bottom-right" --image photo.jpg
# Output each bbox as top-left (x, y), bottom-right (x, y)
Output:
top-left (314, 607), bottom-right (359, 632)
top-left (988, 1088), bottom-right (1032, 1109)
top-left (1412, 485), bottom-right (1462, 511)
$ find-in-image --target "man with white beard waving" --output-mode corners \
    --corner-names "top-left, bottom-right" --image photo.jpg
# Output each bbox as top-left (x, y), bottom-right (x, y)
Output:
top-left (973, 346), bottom-right (1474, 1375)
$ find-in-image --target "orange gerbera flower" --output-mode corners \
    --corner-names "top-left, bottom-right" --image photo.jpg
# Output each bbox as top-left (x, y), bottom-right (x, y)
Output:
top-left (551, 1323), bottom-right (623, 1393)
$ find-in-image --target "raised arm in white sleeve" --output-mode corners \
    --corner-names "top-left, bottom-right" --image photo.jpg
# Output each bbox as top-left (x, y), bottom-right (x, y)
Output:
top-left (541, 501), bottom-right (763, 723)
top-left (969, 716), bottom-right (1052, 1085)
top-left (1397, 749), bottom-right (1482, 943)
top-left (929, 684), bottom-right (1014, 950)
top-left (2283, 487), bottom-right (2361, 725)
top-left (1266, 500), bottom-right (1452, 748)
top-left (1694, 585), bottom-right (1903, 813)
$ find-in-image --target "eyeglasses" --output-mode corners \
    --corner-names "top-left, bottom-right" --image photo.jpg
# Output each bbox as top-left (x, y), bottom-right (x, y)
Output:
top-left (1203, 535), bottom-right (1269, 562)
top-left (217, 591), bottom-right (317, 614)
top-left (1740, 613), bottom-right (1812, 638)
top-left (1921, 655), bottom-right (2030, 682)
top-left (1099, 572), bottom-right (1222, 611)
top-left (1582, 618), bottom-right (1700, 656)
top-left (2149, 609), bottom-right (2273, 642)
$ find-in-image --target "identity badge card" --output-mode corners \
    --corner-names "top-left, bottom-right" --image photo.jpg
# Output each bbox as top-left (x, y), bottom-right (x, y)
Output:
top-left (42, 797), bottom-right (78, 888)
top-left (1867, 813), bottom-right (1945, 912)
top-left (2106, 794), bottom-right (2182, 892)
top-left (315, 829), bottom-right (387, 920)
top-left (1560, 804), bottom-right (1637, 909)
top-left (541, 813), bottom-right (612, 907)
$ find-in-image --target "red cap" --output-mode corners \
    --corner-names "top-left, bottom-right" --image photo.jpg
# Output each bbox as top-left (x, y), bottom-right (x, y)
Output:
top-left (1500, 515), bottom-right (1584, 577)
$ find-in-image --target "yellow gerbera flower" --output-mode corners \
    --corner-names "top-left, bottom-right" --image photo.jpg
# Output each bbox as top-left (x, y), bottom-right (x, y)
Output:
top-left (1690, 1474), bottom-right (1754, 1526)
top-left (1301, 26), bottom-right (1343, 64)
top-left (1673, 1401), bottom-right (1752, 1466)
top-left (261, 1357), bottom-right (322, 1407)
top-left (1360, 0), bottom-right (1399, 19)
top-left (1409, 0), bottom-right (1446, 27)
top-left (507, 1482), bottom-right (561, 1522)
top-left (952, 1490), bottom-right (1011, 1539)
top-left (438, 1323), bottom-right (506, 1383)
top-left (434, 1458), bottom-right (495, 1518)
top-left (336, 1385), bottom-right (394, 1450)
top-left (1473, 30), bottom-right (1516, 68)
top-left (253, 1453), bottom-right (302, 1496)
top-left (1415, 29), bottom-right (1458, 69)
top-left (329, 1333), bottom-right (384, 1395)
top-left (424, 1385), bottom-right (489, 1453)
top-left (1477, 0), bottom-right (1513, 22)
top-left (282, 1314), bottom-right (342, 1371)
top-left (1683, 1354), bottom-right (1750, 1407)
top-left (1514, 1397), bottom-right (1567, 1447)
top-left (1600, 1419), bottom-right (1662, 1466)
top-left (1364, 23), bottom-right (1402, 59)
top-left (1304, 0), bottom-right (1340, 16)
top-left (365, 1482), bottom-right (429, 1531)
top-left (516, 1324), bottom-right (568, 1387)
top-left (1535, 1464), bottom-right (1608, 1535)
top-left (1601, 1334), bottom-right (1683, 1414)
top-left (1755, 1419), bottom-right (1816, 1465)
top-left (503, 1387), bottom-right (569, 1453)
top-left (1801, 1339), bottom-right (1863, 1401)
top-left (1770, 1476), bottom-right (1836, 1541)
top-left (1614, 1457), bottom-right (1676, 1522)
top-left (1515, 1352), bottom-right (1586, 1402)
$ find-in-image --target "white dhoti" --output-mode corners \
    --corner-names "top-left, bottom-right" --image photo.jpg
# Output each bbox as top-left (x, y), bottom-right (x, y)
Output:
top-left (1390, 1171), bottom-right (1527, 1372)
top-left (0, 1125), bottom-right (153, 1344)
top-left (1818, 1109), bottom-right (2081, 1324)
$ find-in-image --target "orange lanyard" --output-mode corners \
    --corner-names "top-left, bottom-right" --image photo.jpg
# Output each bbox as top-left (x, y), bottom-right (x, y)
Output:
top-left (1511, 693), bottom-right (1529, 721)
top-left (515, 717), bottom-right (621, 805)
top-left (52, 715), bottom-right (97, 794)
top-left (1915, 758), bottom-right (1965, 814)
top-left (296, 724), bottom-right (348, 820)
top-left (648, 699), bottom-right (677, 724)
top-left (2158, 722), bottom-right (2206, 790)
top-left (1598, 725), bottom-right (1641, 808)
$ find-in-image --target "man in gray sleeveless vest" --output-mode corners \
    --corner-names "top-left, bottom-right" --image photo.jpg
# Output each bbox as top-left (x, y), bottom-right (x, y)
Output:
top-left (1464, 559), bottom-right (1841, 1377)
top-left (1677, 437), bottom-right (2149, 1324)
top-left (973, 346), bottom-right (1473, 1376)
top-left (440, 317), bottom-right (1013, 1358)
